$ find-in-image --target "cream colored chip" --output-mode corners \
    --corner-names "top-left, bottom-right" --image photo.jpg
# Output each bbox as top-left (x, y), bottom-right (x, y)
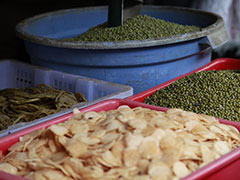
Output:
top-left (65, 138), bottom-right (87, 158)
top-left (148, 161), bottom-right (172, 179)
top-left (78, 136), bottom-right (100, 145)
top-left (141, 127), bottom-right (157, 137)
top-left (210, 125), bottom-right (227, 137)
top-left (50, 151), bottom-right (68, 163)
top-left (152, 129), bottom-right (166, 141)
top-left (72, 108), bottom-right (81, 115)
top-left (69, 122), bottom-right (89, 135)
top-left (137, 159), bottom-right (150, 175)
top-left (214, 141), bottom-right (231, 155)
top-left (28, 147), bottom-right (39, 159)
top-left (228, 127), bottom-right (240, 141)
top-left (106, 119), bottom-right (122, 131)
top-left (139, 137), bottom-right (161, 159)
top-left (123, 148), bottom-right (140, 167)
top-left (181, 144), bottom-right (201, 160)
top-left (173, 161), bottom-right (191, 178)
top-left (63, 163), bottom-right (81, 179)
top-left (98, 114), bottom-right (115, 126)
top-left (7, 158), bottom-right (27, 171)
top-left (101, 150), bottom-right (120, 167)
top-left (182, 136), bottom-right (200, 146)
top-left (0, 162), bottom-right (18, 175)
top-left (20, 129), bottom-right (44, 143)
top-left (191, 123), bottom-right (210, 135)
top-left (106, 167), bottom-right (132, 179)
top-left (97, 139), bottom-right (117, 152)
top-left (152, 117), bottom-right (180, 130)
top-left (48, 124), bottom-right (68, 136)
top-left (48, 139), bottom-right (57, 153)
top-left (38, 169), bottom-right (70, 180)
top-left (161, 148), bottom-right (181, 166)
top-left (229, 125), bottom-right (240, 134)
top-left (133, 175), bottom-right (151, 180)
top-left (37, 148), bottom-right (53, 161)
top-left (125, 133), bottom-right (144, 148)
top-left (83, 111), bottom-right (102, 122)
top-left (57, 135), bottom-right (68, 146)
top-left (215, 123), bottom-right (230, 131)
top-left (96, 156), bottom-right (114, 168)
top-left (117, 123), bottom-right (128, 133)
top-left (117, 114), bottom-right (129, 123)
top-left (117, 105), bottom-right (135, 122)
top-left (160, 134), bottom-right (178, 150)
top-left (128, 119), bottom-right (147, 130)
top-left (111, 140), bottom-right (124, 166)
top-left (33, 171), bottom-right (47, 180)
top-left (213, 152), bottom-right (221, 160)
top-left (102, 132), bottom-right (120, 144)
top-left (199, 131), bottom-right (219, 140)
top-left (185, 120), bottom-right (200, 131)
top-left (24, 172), bottom-right (35, 180)
top-left (89, 129), bottom-right (106, 139)
top-left (143, 111), bottom-right (160, 123)
top-left (1, 105), bottom-right (240, 180)
top-left (200, 142), bottom-right (215, 164)
top-left (79, 166), bottom-right (104, 179)
top-left (12, 151), bottom-right (28, 161)
top-left (63, 157), bottom-right (83, 175)
top-left (118, 105), bottom-right (134, 117)
top-left (43, 159), bottom-right (70, 176)
top-left (182, 160), bottom-right (199, 172)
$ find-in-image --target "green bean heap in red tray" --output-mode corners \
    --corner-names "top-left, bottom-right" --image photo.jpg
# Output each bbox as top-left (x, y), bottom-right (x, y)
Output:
top-left (144, 70), bottom-right (240, 121)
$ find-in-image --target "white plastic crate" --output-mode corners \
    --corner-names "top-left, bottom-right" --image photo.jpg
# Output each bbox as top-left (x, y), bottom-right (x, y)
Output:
top-left (0, 59), bottom-right (133, 137)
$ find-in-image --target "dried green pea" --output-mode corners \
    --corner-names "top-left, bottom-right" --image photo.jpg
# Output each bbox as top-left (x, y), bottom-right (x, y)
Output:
top-left (64, 14), bottom-right (200, 42)
top-left (144, 70), bottom-right (240, 122)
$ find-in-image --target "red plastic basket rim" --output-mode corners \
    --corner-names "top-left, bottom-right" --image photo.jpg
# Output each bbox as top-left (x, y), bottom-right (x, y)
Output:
top-left (127, 58), bottom-right (240, 101)
top-left (0, 98), bottom-right (240, 180)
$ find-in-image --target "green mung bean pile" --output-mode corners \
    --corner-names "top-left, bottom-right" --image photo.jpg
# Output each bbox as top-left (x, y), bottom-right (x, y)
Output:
top-left (144, 70), bottom-right (240, 121)
top-left (65, 14), bottom-right (200, 42)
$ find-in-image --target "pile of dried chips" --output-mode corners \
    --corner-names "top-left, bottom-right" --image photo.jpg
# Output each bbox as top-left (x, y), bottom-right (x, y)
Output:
top-left (0, 106), bottom-right (240, 180)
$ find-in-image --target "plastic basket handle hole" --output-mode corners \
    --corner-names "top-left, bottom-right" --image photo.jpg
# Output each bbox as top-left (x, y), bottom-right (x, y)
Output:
top-left (16, 77), bottom-right (32, 85)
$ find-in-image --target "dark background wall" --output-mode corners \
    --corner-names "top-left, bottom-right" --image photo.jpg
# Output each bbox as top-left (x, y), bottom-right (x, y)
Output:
top-left (0, 0), bottom-right (203, 62)
top-left (0, 0), bottom-right (109, 62)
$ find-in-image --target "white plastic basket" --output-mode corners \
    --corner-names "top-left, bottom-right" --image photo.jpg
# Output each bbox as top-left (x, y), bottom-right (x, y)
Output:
top-left (0, 59), bottom-right (133, 137)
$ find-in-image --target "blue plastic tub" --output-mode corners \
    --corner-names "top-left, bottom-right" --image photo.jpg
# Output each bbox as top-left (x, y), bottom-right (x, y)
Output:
top-left (16, 6), bottom-right (228, 94)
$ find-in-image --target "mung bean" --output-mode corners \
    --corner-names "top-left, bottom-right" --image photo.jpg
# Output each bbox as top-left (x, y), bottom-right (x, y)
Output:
top-left (144, 70), bottom-right (240, 121)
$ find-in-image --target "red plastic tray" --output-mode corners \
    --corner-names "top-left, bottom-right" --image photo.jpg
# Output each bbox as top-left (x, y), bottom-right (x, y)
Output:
top-left (1, 99), bottom-right (240, 180)
top-left (127, 58), bottom-right (240, 103)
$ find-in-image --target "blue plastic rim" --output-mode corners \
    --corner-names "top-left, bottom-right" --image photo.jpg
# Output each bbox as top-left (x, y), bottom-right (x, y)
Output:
top-left (16, 6), bottom-right (219, 94)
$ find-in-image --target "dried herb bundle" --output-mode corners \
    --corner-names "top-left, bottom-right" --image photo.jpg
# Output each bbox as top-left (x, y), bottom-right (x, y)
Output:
top-left (0, 84), bottom-right (87, 130)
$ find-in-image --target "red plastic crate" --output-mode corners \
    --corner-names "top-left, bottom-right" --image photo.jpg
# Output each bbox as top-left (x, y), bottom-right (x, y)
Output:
top-left (0, 99), bottom-right (240, 180)
top-left (127, 58), bottom-right (240, 103)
